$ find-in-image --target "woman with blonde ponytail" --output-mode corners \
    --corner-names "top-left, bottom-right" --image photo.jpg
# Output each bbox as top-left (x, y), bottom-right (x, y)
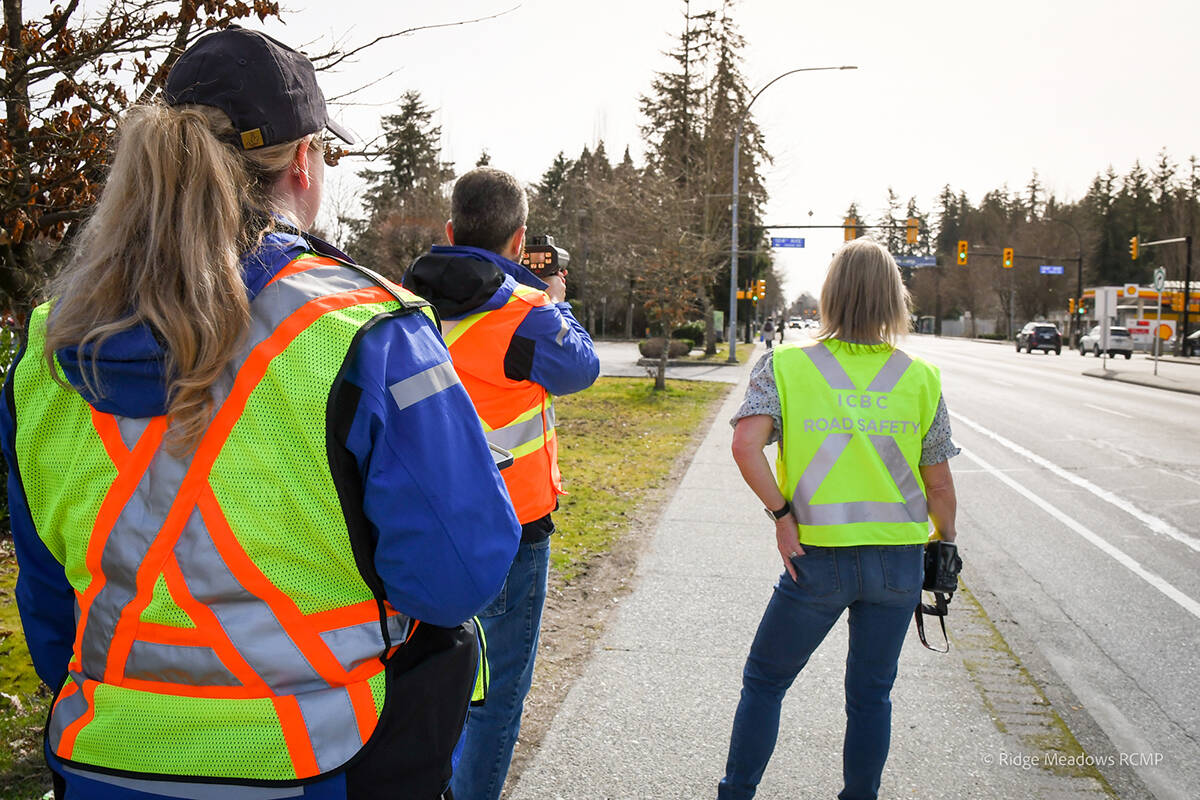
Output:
top-left (2, 27), bottom-right (519, 800)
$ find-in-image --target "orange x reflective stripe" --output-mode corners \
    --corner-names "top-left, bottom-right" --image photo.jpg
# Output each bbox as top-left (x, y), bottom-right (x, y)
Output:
top-left (104, 285), bottom-right (395, 685)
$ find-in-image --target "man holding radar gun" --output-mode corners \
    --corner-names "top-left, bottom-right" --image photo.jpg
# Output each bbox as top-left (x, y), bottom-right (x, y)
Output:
top-left (403, 168), bottom-right (599, 800)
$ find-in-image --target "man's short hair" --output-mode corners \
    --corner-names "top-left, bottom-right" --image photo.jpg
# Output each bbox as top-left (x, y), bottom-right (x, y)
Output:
top-left (450, 168), bottom-right (528, 253)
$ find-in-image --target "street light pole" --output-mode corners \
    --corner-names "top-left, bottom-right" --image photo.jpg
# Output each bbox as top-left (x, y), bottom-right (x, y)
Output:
top-left (726, 65), bottom-right (857, 364)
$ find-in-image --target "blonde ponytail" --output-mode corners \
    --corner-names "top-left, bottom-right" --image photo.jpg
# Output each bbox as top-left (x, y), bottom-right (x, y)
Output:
top-left (45, 102), bottom-right (303, 455)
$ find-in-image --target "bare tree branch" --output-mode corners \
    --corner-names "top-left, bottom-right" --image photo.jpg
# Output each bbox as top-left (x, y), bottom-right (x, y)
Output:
top-left (311, 5), bottom-right (520, 71)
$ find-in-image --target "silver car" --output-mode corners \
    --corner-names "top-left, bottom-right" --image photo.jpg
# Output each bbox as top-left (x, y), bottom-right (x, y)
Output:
top-left (1079, 325), bottom-right (1133, 359)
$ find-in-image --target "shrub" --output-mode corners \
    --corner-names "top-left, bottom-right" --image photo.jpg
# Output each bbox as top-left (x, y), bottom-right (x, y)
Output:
top-left (638, 337), bottom-right (692, 358)
top-left (671, 321), bottom-right (706, 344)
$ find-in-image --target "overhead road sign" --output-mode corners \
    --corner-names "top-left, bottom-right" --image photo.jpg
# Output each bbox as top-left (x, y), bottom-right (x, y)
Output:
top-left (1039, 265), bottom-right (1064, 275)
top-left (894, 255), bottom-right (937, 267)
top-left (770, 237), bottom-right (805, 248)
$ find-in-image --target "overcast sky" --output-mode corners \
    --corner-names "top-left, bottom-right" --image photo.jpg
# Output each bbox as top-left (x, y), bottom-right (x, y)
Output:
top-left (250, 0), bottom-right (1200, 299)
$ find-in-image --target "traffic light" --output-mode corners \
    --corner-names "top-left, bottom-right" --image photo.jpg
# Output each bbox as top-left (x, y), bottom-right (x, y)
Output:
top-left (1068, 298), bottom-right (1075, 314)
top-left (1002, 247), bottom-right (1014, 269)
top-left (756, 279), bottom-right (766, 299)
top-left (1078, 301), bottom-right (1087, 316)
top-left (957, 240), bottom-right (968, 265)
top-left (844, 217), bottom-right (858, 241)
top-left (1129, 235), bottom-right (1139, 260)
top-left (905, 217), bottom-right (919, 245)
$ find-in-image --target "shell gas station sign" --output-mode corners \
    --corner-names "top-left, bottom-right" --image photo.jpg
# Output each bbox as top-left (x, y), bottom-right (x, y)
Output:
top-left (1127, 318), bottom-right (1175, 347)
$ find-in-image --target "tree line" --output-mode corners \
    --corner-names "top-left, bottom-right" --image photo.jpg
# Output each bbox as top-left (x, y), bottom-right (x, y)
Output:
top-left (851, 153), bottom-right (1200, 339)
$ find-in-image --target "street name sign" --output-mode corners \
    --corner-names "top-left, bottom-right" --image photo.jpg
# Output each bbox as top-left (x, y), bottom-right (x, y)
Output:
top-left (770, 237), bottom-right (805, 248)
top-left (893, 255), bottom-right (937, 267)
top-left (1039, 265), bottom-right (1065, 275)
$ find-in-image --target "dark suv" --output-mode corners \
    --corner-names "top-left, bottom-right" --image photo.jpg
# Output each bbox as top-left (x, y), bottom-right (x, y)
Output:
top-left (1016, 322), bottom-right (1062, 354)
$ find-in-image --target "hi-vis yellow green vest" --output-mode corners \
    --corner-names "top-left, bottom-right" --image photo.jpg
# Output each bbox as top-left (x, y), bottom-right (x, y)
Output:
top-left (11, 256), bottom-right (437, 783)
top-left (774, 340), bottom-right (941, 547)
top-left (441, 285), bottom-right (562, 525)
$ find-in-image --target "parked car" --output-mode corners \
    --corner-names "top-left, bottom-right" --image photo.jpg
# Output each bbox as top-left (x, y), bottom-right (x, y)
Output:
top-left (1079, 325), bottom-right (1133, 358)
top-left (1015, 322), bottom-right (1062, 354)
top-left (1182, 329), bottom-right (1200, 357)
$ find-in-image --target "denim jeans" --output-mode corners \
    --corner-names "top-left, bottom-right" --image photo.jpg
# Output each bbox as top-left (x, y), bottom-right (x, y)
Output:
top-left (718, 544), bottom-right (924, 800)
top-left (450, 538), bottom-right (550, 800)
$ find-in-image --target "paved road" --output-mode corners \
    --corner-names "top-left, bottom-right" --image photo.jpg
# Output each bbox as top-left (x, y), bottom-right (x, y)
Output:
top-left (901, 335), bottom-right (1200, 800)
top-left (506, 336), bottom-right (1200, 799)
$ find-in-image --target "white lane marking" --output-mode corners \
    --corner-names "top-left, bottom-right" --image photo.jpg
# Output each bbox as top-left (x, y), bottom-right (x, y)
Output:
top-left (960, 447), bottom-right (1200, 621)
top-left (1083, 403), bottom-right (1134, 419)
top-left (952, 412), bottom-right (1200, 554)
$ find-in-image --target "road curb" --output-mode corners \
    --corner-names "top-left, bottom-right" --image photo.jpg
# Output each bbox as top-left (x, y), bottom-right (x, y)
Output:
top-left (1081, 368), bottom-right (1200, 396)
top-left (958, 569), bottom-right (1156, 800)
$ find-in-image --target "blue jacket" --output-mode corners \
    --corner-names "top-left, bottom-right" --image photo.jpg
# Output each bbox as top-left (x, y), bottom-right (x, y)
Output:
top-left (1, 229), bottom-right (522, 697)
top-left (403, 245), bottom-right (599, 397)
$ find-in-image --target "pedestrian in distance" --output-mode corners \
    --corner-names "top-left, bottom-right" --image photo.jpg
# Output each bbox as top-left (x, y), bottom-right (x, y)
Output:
top-left (403, 167), bottom-right (600, 800)
top-left (761, 317), bottom-right (775, 349)
top-left (1, 27), bottom-right (521, 800)
top-left (777, 316), bottom-right (786, 343)
top-left (719, 239), bottom-right (960, 800)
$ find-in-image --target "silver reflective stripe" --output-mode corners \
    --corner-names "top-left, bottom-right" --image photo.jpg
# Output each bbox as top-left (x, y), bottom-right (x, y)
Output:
top-left (871, 434), bottom-right (927, 514)
top-left (173, 512), bottom-right (325, 694)
top-left (125, 641), bottom-right (241, 686)
top-left (794, 499), bottom-right (925, 526)
top-left (115, 417), bottom-right (150, 453)
top-left (794, 433), bottom-right (851, 506)
top-left (544, 401), bottom-right (557, 430)
top-left (865, 350), bottom-right (913, 393)
top-left (59, 764), bottom-right (303, 799)
top-left (47, 676), bottom-right (89, 753)
top-left (79, 443), bottom-right (191, 678)
top-left (555, 317), bottom-right (569, 346)
top-left (484, 413), bottom-right (545, 452)
top-left (388, 360), bottom-right (460, 412)
top-left (239, 264), bottom-right (384, 369)
top-left (319, 614), bottom-right (408, 673)
top-left (295, 686), bottom-right (361, 772)
top-left (804, 343), bottom-right (856, 390)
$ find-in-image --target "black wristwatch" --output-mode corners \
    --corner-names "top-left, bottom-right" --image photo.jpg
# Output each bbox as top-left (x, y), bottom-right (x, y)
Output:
top-left (765, 500), bottom-right (791, 521)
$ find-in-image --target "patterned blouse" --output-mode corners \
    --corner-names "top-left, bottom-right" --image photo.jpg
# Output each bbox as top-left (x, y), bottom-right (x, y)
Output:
top-left (730, 348), bottom-right (961, 465)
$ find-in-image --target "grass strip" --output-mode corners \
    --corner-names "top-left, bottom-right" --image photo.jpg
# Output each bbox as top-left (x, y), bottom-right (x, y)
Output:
top-left (550, 377), bottom-right (729, 581)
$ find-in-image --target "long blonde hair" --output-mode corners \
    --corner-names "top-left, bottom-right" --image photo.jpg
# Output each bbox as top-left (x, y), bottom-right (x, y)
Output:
top-left (816, 239), bottom-right (912, 347)
top-left (45, 102), bottom-right (304, 455)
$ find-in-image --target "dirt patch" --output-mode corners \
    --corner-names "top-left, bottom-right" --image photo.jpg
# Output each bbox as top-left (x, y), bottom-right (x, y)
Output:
top-left (500, 387), bottom-right (728, 796)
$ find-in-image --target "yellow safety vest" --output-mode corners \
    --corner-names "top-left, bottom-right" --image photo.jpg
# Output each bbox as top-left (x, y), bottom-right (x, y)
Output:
top-left (774, 340), bottom-right (941, 546)
top-left (12, 256), bottom-right (465, 783)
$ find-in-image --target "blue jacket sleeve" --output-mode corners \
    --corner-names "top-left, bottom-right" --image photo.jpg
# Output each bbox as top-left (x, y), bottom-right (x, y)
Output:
top-left (340, 310), bottom-right (521, 627)
top-left (515, 302), bottom-right (599, 396)
top-left (1, 349), bottom-right (76, 689)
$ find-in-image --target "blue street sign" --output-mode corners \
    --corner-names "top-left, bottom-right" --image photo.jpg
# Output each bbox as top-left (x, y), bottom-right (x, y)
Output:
top-left (1039, 265), bottom-right (1065, 275)
top-left (770, 237), bottom-right (805, 248)
top-left (893, 255), bottom-right (937, 268)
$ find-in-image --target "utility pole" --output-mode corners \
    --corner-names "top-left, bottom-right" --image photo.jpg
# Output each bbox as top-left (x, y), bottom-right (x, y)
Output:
top-left (727, 65), bottom-right (857, 363)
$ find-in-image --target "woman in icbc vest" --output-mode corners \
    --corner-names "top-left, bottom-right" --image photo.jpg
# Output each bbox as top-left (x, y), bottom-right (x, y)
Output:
top-left (0, 27), bottom-right (520, 800)
top-left (718, 239), bottom-right (960, 800)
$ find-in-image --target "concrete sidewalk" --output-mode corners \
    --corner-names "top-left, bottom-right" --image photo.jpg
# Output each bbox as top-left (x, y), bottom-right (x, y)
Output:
top-left (510, 345), bottom-right (1125, 800)
top-left (1082, 355), bottom-right (1200, 396)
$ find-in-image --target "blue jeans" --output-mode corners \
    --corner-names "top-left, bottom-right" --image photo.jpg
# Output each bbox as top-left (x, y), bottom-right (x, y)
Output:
top-left (450, 538), bottom-right (550, 800)
top-left (718, 544), bottom-right (924, 800)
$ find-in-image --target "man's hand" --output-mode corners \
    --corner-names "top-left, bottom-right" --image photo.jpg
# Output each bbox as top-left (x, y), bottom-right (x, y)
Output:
top-left (545, 271), bottom-right (567, 304)
top-left (775, 515), bottom-right (805, 582)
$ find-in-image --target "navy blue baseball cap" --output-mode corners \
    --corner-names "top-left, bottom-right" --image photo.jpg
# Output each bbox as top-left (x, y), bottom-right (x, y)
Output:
top-left (165, 26), bottom-right (354, 151)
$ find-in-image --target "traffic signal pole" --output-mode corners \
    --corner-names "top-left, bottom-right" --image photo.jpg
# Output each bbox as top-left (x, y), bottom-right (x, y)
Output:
top-left (1140, 236), bottom-right (1192, 355)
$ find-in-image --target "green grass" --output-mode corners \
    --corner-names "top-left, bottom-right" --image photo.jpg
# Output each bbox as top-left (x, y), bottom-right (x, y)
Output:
top-left (550, 377), bottom-right (730, 580)
top-left (0, 375), bottom-right (730, 795)
top-left (0, 538), bottom-right (52, 800)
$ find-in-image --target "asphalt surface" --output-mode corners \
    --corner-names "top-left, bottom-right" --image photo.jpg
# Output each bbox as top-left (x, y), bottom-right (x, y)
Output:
top-left (505, 337), bottom-right (1199, 799)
